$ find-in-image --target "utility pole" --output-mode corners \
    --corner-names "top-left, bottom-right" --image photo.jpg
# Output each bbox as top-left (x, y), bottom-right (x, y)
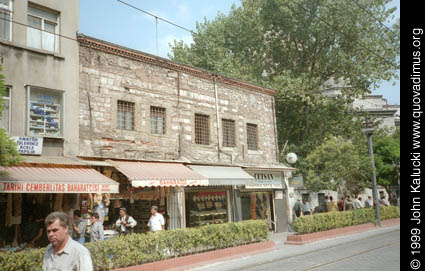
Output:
top-left (362, 117), bottom-right (381, 227)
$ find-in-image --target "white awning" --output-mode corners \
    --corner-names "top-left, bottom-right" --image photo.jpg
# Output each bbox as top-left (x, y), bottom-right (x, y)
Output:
top-left (188, 165), bottom-right (255, 186)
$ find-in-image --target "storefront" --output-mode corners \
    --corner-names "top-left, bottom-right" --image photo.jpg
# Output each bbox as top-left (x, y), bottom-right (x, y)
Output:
top-left (107, 160), bottom-right (208, 232)
top-left (186, 165), bottom-right (255, 227)
top-left (243, 169), bottom-right (293, 233)
top-left (0, 163), bottom-right (119, 248)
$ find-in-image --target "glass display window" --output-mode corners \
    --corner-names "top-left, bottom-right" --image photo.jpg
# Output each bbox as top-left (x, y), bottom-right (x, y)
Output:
top-left (185, 191), bottom-right (228, 227)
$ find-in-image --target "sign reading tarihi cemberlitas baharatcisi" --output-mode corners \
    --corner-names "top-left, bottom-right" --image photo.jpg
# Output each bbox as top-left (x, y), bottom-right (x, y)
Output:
top-left (12, 136), bottom-right (43, 155)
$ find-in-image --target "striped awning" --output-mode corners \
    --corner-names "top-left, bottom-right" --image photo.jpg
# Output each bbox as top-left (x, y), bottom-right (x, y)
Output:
top-left (0, 167), bottom-right (119, 193)
top-left (108, 161), bottom-right (208, 187)
top-left (108, 160), bottom-right (208, 187)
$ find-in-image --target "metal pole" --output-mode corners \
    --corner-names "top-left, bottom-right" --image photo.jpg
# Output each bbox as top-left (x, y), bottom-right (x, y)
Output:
top-left (366, 132), bottom-right (381, 227)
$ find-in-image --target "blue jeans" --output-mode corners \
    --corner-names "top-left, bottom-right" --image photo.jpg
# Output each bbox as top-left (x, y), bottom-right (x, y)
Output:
top-left (73, 236), bottom-right (85, 244)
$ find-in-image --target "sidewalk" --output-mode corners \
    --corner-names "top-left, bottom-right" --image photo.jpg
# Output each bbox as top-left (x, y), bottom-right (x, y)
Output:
top-left (113, 220), bottom-right (399, 271)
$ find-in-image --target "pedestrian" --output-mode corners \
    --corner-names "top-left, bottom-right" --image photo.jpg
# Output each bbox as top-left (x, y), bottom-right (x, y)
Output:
top-left (115, 207), bottom-right (137, 235)
top-left (42, 211), bottom-right (93, 271)
top-left (72, 210), bottom-right (87, 244)
top-left (337, 197), bottom-right (345, 211)
top-left (301, 199), bottom-right (312, 216)
top-left (344, 195), bottom-right (353, 211)
top-left (89, 213), bottom-right (104, 242)
top-left (327, 196), bottom-right (338, 212)
top-left (364, 196), bottom-right (373, 208)
top-left (379, 196), bottom-right (390, 206)
top-left (353, 197), bottom-right (363, 209)
top-left (147, 205), bottom-right (165, 232)
top-left (293, 199), bottom-right (302, 218)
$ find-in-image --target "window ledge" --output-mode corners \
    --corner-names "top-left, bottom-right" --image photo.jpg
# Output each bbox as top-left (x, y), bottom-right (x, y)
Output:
top-left (0, 40), bottom-right (64, 60)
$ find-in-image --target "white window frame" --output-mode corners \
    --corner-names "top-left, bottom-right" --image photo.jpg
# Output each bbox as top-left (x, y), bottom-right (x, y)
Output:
top-left (26, 4), bottom-right (59, 52)
top-left (0, 86), bottom-right (11, 133)
top-left (26, 85), bottom-right (64, 137)
top-left (0, 0), bottom-right (13, 41)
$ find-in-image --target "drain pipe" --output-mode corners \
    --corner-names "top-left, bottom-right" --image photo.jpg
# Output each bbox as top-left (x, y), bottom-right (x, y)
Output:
top-left (214, 74), bottom-right (221, 161)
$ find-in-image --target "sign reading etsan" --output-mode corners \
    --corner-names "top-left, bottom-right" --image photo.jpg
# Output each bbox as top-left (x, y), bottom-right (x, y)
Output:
top-left (12, 136), bottom-right (43, 155)
top-left (245, 172), bottom-right (283, 189)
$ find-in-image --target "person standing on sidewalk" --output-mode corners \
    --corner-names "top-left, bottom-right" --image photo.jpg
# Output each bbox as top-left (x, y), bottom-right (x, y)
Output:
top-left (365, 196), bottom-right (373, 208)
top-left (327, 196), bottom-right (338, 212)
top-left (89, 213), bottom-right (104, 242)
top-left (301, 199), bottom-right (312, 215)
top-left (293, 199), bottom-right (302, 218)
top-left (72, 210), bottom-right (87, 244)
top-left (42, 212), bottom-right (93, 271)
top-left (147, 205), bottom-right (165, 232)
top-left (115, 208), bottom-right (137, 235)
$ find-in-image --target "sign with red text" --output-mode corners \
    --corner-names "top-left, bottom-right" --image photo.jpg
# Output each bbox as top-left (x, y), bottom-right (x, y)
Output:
top-left (0, 181), bottom-right (118, 193)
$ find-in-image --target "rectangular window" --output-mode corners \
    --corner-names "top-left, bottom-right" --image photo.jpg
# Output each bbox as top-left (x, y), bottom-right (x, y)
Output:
top-left (195, 113), bottom-right (209, 145)
top-left (117, 100), bottom-right (135, 131)
top-left (222, 118), bottom-right (235, 147)
top-left (0, 0), bottom-right (12, 41)
top-left (0, 86), bottom-right (10, 132)
top-left (28, 87), bottom-right (63, 137)
top-left (27, 5), bottom-right (58, 52)
top-left (246, 123), bottom-right (258, 150)
top-left (150, 106), bottom-right (166, 134)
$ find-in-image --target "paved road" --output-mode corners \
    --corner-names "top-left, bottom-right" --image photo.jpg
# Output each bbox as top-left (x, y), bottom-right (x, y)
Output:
top-left (188, 226), bottom-right (400, 271)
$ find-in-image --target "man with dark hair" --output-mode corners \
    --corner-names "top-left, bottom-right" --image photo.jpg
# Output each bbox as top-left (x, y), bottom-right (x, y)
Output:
top-left (72, 210), bottom-right (87, 244)
top-left (115, 207), bottom-right (137, 235)
top-left (147, 205), bottom-right (165, 232)
top-left (43, 211), bottom-right (93, 271)
top-left (89, 213), bottom-right (104, 242)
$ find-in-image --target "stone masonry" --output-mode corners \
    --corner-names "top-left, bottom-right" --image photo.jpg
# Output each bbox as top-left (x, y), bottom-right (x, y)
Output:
top-left (78, 35), bottom-right (279, 167)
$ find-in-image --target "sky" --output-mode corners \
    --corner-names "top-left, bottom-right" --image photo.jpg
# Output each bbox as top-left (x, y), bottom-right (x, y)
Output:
top-left (80, 0), bottom-right (400, 105)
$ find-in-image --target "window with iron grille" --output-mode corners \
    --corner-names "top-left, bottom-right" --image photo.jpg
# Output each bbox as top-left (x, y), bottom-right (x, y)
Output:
top-left (150, 106), bottom-right (166, 134)
top-left (222, 118), bottom-right (235, 147)
top-left (246, 123), bottom-right (258, 150)
top-left (117, 100), bottom-right (135, 131)
top-left (195, 114), bottom-right (210, 145)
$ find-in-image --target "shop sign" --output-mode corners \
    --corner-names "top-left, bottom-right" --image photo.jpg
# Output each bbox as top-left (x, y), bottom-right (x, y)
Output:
top-left (132, 179), bottom-right (209, 187)
top-left (289, 175), bottom-right (304, 188)
top-left (275, 190), bottom-right (284, 199)
top-left (245, 172), bottom-right (283, 189)
top-left (0, 181), bottom-right (117, 193)
top-left (12, 136), bottom-right (43, 155)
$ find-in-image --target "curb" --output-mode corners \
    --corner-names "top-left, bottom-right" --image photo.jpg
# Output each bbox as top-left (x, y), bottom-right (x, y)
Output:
top-left (285, 218), bottom-right (400, 245)
top-left (112, 240), bottom-right (275, 271)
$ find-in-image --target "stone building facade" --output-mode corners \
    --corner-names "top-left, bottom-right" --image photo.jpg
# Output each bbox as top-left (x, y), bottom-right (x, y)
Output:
top-left (78, 35), bottom-right (279, 167)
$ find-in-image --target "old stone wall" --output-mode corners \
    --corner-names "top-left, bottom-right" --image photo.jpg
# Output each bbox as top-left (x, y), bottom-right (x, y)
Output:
top-left (79, 42), bottom-right (278, 167)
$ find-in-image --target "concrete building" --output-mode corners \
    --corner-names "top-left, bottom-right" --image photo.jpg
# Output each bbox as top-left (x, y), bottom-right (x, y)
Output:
top-left (77, 34), bottom-right (295, 233)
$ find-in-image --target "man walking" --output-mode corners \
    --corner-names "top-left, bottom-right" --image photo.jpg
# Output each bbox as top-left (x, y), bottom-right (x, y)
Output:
top-left (147, 205), bottom-right (165, 232)
top-left (293, 199), bottom-right (302, 218)
top-left (115, 207), bottom-right (137, 235)
top-left (42, 212), bottom-right (93, 271)
top-left (301, 199), bottom-right (312, 216)
top-left (89, 213), bottom-right (104, 242)
top-left (365, 196), bottom-right (373, 208)
top-left (353, 197), bottom-right (364, 209)
top-left (72, 210), bottom-right (87, 244)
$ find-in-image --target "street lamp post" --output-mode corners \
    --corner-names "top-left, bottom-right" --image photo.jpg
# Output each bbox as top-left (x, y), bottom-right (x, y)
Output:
top-left (362, 117), bottom-right (381, 227)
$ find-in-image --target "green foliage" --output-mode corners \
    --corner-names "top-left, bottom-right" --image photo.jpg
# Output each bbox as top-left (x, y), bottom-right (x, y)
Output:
top-left (304, 136), bottom-right (370, 196)
top-left (0, 220), bottom-right (268, 271)
top-left (373, 131), bottom-right (400, 190)
top-left (293, 206), bottom-right (399, 234)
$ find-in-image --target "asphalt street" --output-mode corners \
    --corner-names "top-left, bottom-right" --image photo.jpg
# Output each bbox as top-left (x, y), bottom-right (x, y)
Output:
top-left (188, 225), bottom-right (400, 271)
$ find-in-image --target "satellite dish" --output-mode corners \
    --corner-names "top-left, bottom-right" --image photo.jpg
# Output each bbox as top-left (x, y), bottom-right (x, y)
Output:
top-left (286, 152), bottom-right (297, 164)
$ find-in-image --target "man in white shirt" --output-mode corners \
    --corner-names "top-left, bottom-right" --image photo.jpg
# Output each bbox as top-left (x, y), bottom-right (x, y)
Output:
top-left (115, 208), bottom-right (137, 235)
top-left (43, 212), bottom-right (93, 271)
top-left (353, 197), bottom-right (364, 209)
top-left (147, 205), bottom-right (165, 232)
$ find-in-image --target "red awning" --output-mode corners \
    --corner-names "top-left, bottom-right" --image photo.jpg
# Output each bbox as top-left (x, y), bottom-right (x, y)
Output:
top-left (108, 161), bottom-right (208, 187)
top-left (0, 167), bottom-right (119, 193)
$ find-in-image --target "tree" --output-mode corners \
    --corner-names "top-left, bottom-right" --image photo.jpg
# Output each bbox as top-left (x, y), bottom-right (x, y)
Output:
top-left (0, 65), bottom-right (21, 173)
top-left (373, 130), bottom-right (400, 192)
top-left (304, 136), bottom-right (370, 196)
top-left (170, 0), bottom-right (400, 169)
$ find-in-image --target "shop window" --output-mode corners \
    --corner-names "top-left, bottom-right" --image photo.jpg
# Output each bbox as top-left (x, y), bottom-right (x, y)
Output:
top-left (222, 118), bottom-right (235, 147)
top-left (0, 86), bottom-right (10, 132)
top-left (247, 123), bottom-right (258, 150)
top-left (241, 192), bottom-right (272, 223)
top-left (150, 106), bottom-right (166, 134)
top-left (195, 113), bottom-right (209, 145)
top-left (28, 86), bottom-right (63, 137)
top-left (185, 191), bottom-right (228, 227)
top-left (27, 4), bottom-right (59, 52)
top-left (0, 0), bottom-right (12, 41)
top-left (117, 100), bottom-right (135, 131)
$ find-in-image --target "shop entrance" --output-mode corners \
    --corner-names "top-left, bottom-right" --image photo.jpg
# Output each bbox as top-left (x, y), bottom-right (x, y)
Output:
top-left (241, 191), bottom-right (274, 231)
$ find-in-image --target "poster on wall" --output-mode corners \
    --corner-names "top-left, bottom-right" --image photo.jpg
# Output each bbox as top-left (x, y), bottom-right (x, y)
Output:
top-left (12, 136), bottom-right (43, 155)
